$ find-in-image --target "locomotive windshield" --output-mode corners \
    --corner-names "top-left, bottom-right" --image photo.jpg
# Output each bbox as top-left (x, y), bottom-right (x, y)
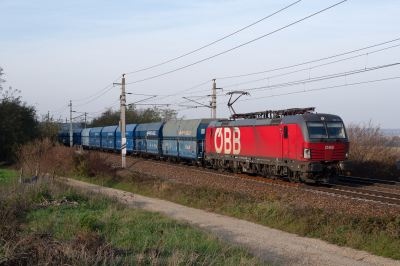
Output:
top-left (307, 122), bottom-right (328, 138)
top-left (326, 122), bottom-right (346, 138)
top-left (306, 121), bottom-right (346, 139)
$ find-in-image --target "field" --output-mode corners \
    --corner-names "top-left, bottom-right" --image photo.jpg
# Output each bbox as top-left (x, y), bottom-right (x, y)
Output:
top-left (70, 170), bottom-right (400, 261)
top-left (0, 169), bottom-right (263, 265)
top-left (0, 168), bottom-right (18, 184)
top-left (5, 138), bottom-right (400, 263)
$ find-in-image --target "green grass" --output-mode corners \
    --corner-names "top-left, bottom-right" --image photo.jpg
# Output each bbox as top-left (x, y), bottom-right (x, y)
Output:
top-left (70, 173), bottom-right (400, 261)
top-left (25, 199), bottom-right (256, 264)
top-left (0, 169), bottom-right (18, 184)
top-left (1, 178), bottom-right (264, 265)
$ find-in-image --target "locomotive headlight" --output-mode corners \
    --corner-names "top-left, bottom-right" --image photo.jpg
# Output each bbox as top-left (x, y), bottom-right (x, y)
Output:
top-left (304, 148), bottom-right (311, 159)
top-left (345, 148), bottom-right (349, 159)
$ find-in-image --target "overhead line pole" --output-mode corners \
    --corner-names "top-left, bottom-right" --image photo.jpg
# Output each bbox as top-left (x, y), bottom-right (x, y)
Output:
top-left (70, 100), bottom-right (73, 147)
top-left (121, 75), bottom-right (126, 168)
top-left (114, 75), bottom-right (127, 168)
top-left (212, 79), bottom-right (223, 119)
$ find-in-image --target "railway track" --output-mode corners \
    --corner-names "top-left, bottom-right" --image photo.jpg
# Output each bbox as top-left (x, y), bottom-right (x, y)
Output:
top-left (338, 175), bottom-right (400, 190)
top-left (94, 151), bottom-right (400, 206)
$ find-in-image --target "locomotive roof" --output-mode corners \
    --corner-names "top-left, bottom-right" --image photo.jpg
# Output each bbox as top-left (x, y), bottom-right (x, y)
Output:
top-left (212, 113), bottom-right (342, 127)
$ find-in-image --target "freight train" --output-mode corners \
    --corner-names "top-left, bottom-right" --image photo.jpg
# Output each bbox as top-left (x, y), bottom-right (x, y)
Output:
top-left (58, 107), bottom-right (353, 183)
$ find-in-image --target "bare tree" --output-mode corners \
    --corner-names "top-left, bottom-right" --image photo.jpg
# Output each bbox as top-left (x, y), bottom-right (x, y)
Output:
top-left (0, 66), bottom-right (5, 91)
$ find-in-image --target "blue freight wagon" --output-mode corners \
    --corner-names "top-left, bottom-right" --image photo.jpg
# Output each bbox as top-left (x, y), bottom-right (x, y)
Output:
top-left (73, 128), bottom-right (83, 146)
top-left (57, 131), bottom-right (63, 145)
top-left (146, 122), bottom-right (165, 156)
top-left (161, 121), bottom-right (180, 158)
top-left (81, 128), bottom-right (91, 147)
top-left (101, 126), bottom-right (118, 150)
top-left (135, 124), bottom-right (149, 153)
top-left (89, 127), bottom-right (103, 148)
top-left (116, 124), bottom-right (138, 152)
top-left (61, 130), bottom-right (70, 146)
top-left (163, 119), bottom-right (215, 163)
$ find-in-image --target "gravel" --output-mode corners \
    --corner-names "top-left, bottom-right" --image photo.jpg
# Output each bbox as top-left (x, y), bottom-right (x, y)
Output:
top-left (95, 151), bottom-right (400, 217)
top-left (66, 177), bottom-right (400, 266)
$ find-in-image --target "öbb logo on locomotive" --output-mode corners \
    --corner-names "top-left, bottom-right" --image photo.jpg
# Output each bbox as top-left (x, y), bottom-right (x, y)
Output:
top-left (325, 146), bottom-right (334, 149)
top-left (214, 127), bottom-right (241, 154)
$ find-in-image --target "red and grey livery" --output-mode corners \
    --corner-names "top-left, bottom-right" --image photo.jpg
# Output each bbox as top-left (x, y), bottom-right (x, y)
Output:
top-left (204, 108), bottom-right (353, 183)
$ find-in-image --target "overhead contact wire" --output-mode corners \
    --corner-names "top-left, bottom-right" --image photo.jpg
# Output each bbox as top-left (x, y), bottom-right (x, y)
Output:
top-left (216, 38), bottom-right (400, 80)
top-left (72, 75), bottom-right (122, 102)
top-left (224, 76), bottom-right (400, 103)
top-left (224, 63), bottom-right (400, 93)
top-left (221, 43), bottom-right (400, 89)
top-left (124, 0), bottom-right (302, 75)
top-left (125, 0), bottom-right (347, 86)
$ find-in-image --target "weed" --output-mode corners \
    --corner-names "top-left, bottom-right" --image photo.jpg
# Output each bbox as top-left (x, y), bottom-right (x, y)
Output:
top-left (73, 172), bottom-right (400, 260)
top-left (0, 171), bottom-right (263, 265)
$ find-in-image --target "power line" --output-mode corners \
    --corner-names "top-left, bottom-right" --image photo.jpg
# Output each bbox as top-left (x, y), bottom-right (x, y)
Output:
top-left (153, 38), bottom-right (400, 104)
top-left (179, 62), bottom-right (400, 101)
top-left (50, 103), bottom-right (69, 113)
top-left (89, 99), bottom-right (121, 115)
top-left (220, 43), bottom-right (400, 89)
top-left (125, 1), bottom-right (347, 86)
top-left (72, 75), bottom-right (122, 102)
top-left (74, 85), bottom-right (118, 108)
top-left (216, 37), bottom-right (400, 80)
top-left (155, 80), bottom-right (212, 101)
top-left (223, 62), bottom-right (400, 93)
top-left (151, 62), bottom-right (396, 108)
top-left (219, 76), bottom-right (400, 104)
top-left (53, 105), bottom-right (69, 116)
top-left (124, 0), bottom-right (302, 75)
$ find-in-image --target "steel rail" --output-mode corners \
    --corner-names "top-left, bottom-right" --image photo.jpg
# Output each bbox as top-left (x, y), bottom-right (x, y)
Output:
top-left (299, 184), bottom-right (400, 205)
top-left (90, 151), bottom-right (400, 206)
top-left (323, 184), bottom-right (400, 200)
top-left (339, 175), bottom-right (400, 186)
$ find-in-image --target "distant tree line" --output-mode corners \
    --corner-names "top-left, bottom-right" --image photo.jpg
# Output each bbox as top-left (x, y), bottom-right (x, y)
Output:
top-left (0, 67), bottom-right (60, 161)
top-left (0, 67), bottom-right (37, 161)
top-left (88, 105), bottom-right (184, 128)
top-left (0, 66), bottom-right (184, 161)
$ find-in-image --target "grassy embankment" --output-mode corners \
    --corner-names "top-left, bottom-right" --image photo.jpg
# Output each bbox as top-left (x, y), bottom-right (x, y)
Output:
top-left (69, 166), bottom-right (400, 261)
top-left (0, 167), bottom-right (263, 265)
top-left (10, 140), bottom-right (400, 261)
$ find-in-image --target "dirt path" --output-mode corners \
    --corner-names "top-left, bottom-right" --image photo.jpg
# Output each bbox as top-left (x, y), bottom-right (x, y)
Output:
top-left (65, 178), bottom-right (400, 266)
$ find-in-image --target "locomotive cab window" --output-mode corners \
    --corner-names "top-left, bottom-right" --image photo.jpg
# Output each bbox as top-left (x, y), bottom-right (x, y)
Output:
top-left (326, 122), bottom-right (346, 139)
top-left (306, 121), bottom-right (346, 139)
top-left (306, 122), bottom-right (328, 139)
top-left (284, 126), bottom-right (288, 139)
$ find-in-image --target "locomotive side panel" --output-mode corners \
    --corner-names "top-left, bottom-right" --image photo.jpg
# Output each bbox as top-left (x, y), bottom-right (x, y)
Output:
top-left (205, 125), bottom-right (282, 158)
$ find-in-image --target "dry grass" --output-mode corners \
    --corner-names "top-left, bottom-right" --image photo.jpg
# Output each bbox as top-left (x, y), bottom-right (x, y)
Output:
top-left (0, 174), bottom-right (263, 266)
top-left (14, 138), bottom-right (70, 176)
top-left (347, 120), bottom-right (400, 181)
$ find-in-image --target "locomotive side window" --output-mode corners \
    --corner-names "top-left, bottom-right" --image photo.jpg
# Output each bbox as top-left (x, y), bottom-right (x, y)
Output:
top-left (284, 126), bottom-right (288, 139)
top-left (326, 122), bottom-right (346, 138)
top-left (307, 122), bottom-right (328, 138)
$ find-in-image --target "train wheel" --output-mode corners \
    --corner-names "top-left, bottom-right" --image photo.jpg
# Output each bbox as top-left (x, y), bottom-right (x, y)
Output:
top-left (288, 171), bottom-right (300, 183)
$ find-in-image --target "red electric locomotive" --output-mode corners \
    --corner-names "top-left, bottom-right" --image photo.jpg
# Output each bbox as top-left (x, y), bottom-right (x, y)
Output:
top-left (204, 108), bottom-right (353, 183)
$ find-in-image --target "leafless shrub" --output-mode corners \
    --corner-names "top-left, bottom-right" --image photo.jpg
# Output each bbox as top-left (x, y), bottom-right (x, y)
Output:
top-left (1, 231), bottom-right (124, 266)
top-left (15, 138), bottom-right (56, 176)
top-left (346, 120), bottom-right (400, 180)
top-left (40, 145), bottom-right (75, 176)
top-left (72, 152), bottom-right (118, 178)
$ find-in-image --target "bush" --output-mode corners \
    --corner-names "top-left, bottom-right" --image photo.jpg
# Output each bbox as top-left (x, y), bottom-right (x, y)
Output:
top-left (15, 138), bottom-right (55, 176)
top-left (72, 152), bottom-right (117, 178)
top-left (347, 120), bottom-right (400, 181)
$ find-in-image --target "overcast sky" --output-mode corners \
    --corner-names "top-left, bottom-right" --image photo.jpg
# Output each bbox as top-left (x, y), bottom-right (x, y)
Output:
top-left (1, 0), bottom-right (399, 127)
